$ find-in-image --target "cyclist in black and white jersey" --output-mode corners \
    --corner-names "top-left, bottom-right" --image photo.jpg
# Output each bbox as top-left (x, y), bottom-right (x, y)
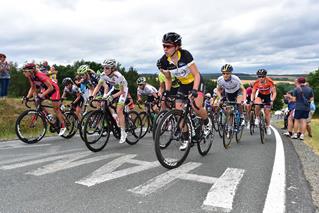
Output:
top-left (90, 59), bottom-right (129, 144)
top-left (136, 77), bottom-right (159, 113)
top-left (61, 77), bottom-right (85, 120)
top-left (216, 64), bottom-right (246, 125)
top-left (158, 32), bottom-right (212, 150)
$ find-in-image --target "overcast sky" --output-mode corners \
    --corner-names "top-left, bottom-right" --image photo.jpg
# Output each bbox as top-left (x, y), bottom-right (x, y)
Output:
top-left (1, 0), bottom-right (319, 74)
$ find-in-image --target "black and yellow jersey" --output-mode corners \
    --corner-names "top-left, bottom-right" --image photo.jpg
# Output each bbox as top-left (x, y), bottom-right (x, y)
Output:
top-left (159, 49), bottom-right (195, 85)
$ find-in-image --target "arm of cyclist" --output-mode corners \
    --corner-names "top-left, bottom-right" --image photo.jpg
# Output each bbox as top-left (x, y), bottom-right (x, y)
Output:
top-left (270, 85), bottom-right (277, 103)
top-left (162, 71), bottom-right (172, 92)
top-left (189, 63), bottom-right (201, 94)
top-left (240, 84), bottom-right (246, 103)
top-left (38, 79), bottom-right (54, 99)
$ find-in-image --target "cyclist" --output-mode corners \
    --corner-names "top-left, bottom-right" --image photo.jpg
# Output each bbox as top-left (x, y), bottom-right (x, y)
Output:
top-left (251, 69), bottom-right (277, 135)
top-left (216, 64), bottom-right (246, 126)
top-left (204, 93), bottom-right (212, 111)
top-left (61, 77), bottom-right (85, 120)
top-left (158, 32), bottom-right (212, 150)
top-left (156, 59), bottom-right (180, 106)
top-left (76, 64), bottom-right (99, 96)
top-left (136, 76), bottom-right (159, 113)
top-left (91, 59), bottom-right (129, 144)
top-left (22, 62), bottom-right (66, 136)
top-left (245, 81), bottom-right (254, 129)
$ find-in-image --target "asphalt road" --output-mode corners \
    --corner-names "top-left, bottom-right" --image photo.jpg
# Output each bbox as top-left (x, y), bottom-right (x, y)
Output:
top-left (0, 127), bottom-right (316, 213)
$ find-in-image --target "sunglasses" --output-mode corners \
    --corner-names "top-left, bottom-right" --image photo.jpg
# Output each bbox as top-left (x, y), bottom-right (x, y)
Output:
top-left (104, 66), bottom-right (112, 70)
top-left (258, 75), bottom-right (265, 78)
top-left (222, 72), bottom-right (231, 75)
top-left (163, 44), bottom-right (175, 49)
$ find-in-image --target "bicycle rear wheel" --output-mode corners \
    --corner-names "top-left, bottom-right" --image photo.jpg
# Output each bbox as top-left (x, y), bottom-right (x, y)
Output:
top-left (154, 109), bottom-right (191, 169)
top-left (79, 111), bottom-right (94, 142)
top-left (83, 110), bottom-right (110, 152)
top-left (236, 122), bottom-right (244, 143)
top-left (15, 110), bottom-right (47, 144)
top-left (126, 111), bottom-right (142, 145)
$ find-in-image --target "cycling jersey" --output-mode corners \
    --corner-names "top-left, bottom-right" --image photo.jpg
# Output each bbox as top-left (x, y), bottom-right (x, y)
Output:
top-left (99, 71), bottom-right (128, 90)
top-left (137, 84), bottom-right (158, 96)
top-left (99, 71), bottom-right (128, 106)
top-left (158, 72), bottom-right (180, 88)
top-left (63, 85), bottom-right (82, 98)
top-left (30, 71), bottom-right (60, 101)
top-left (253, 77), bottom-right (274, 95)
top-left (217, 75), bottom-right (242, 94)
top-left (159, 49), bottom-right (195, 84)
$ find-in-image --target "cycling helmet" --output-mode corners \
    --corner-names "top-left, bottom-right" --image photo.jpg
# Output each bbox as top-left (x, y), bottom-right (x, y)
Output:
top-left (77, 65), bottom-right (90, 74)
top-left (162, 32), bottom-right (182, 46)
top-left (256, 69), bottom-right (267, 77)
top-left (0, 53), bottom-right (6, 58)
top-left (156, 59), bottom-right (161, 70)
top-left (205, 93), bottom-right (212, 98)
top-left (103, 59), bottom-right (116, 69)
top-left (62, 77), bottom-right (74, 87)
top-left (221, 64), bottom-right (233, 73)
top-left (136, 77), bottom-right (146, 85)
top-left (22, 62), bottom-right (36, 71)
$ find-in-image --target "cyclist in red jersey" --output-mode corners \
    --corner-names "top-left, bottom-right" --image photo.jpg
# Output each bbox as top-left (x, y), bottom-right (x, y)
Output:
top-left (22, 62), bottom-right (66, 136)
top-left (251, 69), bottom-right (277, 135)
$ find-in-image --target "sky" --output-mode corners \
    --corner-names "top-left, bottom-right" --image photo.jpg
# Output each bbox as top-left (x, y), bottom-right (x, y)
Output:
top-left (1, 0), bottom-right (319, 74)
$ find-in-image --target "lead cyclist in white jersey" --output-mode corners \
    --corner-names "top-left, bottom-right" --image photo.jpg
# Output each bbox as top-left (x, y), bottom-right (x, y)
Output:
top-left (91, 59), bottom-right (129, 144)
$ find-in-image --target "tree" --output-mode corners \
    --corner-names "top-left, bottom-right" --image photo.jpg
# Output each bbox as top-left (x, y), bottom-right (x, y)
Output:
top-left (307, 67), bottom-right (319, 115)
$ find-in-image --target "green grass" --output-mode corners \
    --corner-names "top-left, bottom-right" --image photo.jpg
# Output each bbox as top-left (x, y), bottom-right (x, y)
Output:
top-left (273, 118), bottom-right (319, 155)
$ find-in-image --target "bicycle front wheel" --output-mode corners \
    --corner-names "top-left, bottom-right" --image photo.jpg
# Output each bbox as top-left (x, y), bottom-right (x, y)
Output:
top-left (60, 112), bottom-right (78, 139)
top-left (83, 110), bottom-right (110, 152)
top-left (152, 110), bottom-right (168, 140)
top-left (259, 113), bottom-right (265, 144)
top-left (223, 114), bottom-right (234, 149)
top-left (139, 111), bottom-right (151, 139)
top-left (249, 111), bottom-right (255, 135)
top-left (197, 117), bottom-right (214, 156)
top-left (15, 110), bottom-right (47, 144)
top-left (154, 109), bottom-right (192, 169)
top-left (126, 111), bottom-right (142, 145)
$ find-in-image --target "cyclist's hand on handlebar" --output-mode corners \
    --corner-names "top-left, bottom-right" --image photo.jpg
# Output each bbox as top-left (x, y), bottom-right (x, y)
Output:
top-left (162, 90), bottom-right (170, 98)
top-left (190, 89), bottom-right (198, 99)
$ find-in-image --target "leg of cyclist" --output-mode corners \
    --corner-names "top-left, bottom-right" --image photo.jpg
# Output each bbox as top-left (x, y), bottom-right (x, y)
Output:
top-left (52, 100), bottom-right (66, 136)
top-left (117, 90), bottom-right (128, 144)
top-left (236, 93), bottom-right (245, 126)
top-left (254, 97), bottom-right (262, 125)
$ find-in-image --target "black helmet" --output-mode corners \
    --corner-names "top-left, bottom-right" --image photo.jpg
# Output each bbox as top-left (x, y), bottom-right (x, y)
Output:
top-left (162, 32), bottom-right (182, 46)
top-left (62, 77), bottom-right (73, 86)
top-left (156, 59), bottom-right (161, 70)
top-left (256, 69), bottom-right (267, 77)
top-left (221, 64), bottom-right (233, 73)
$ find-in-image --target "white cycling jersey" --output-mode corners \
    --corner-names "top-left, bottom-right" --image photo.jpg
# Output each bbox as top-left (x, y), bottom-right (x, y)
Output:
top-left (217, 75), bottom-right (242, 94)
top-left (137, 84), bottom-right (158, 96)
top-left (99, 71), bottom-right (128, 90)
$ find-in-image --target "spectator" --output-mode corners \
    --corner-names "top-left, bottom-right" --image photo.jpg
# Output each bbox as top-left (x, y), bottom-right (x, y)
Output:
top-left (0, 53), bottom-right (10, 100)
top-left (39, 60), bottom-right (50, 74)
top-left (290, 77), bottom-right (314, 140)
top-left (48, 65), bottom-right (58, 83)
top-left (306, 82), bottom-right (316, 137)
top-left (283, 90), bottom-right (296, 137)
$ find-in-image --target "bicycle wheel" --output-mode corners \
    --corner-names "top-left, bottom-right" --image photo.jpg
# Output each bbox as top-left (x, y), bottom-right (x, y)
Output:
top-left (223, 114), bottom-right (234, 149)
top-left (126, 111), bottom-right (142, 145)
top-left (259, 113), bottom-right (265, 144)
top-left (249, 111), bottom-right (255, 135)
top-left (15, 110), bottom-right (47, 144)
top-left (60, 112), bottom-right (78, 139)
top-left (83, 110), bottom-right (110, 152)
top-left (79, 111), bottom-right (94, 142)
top-left (212, 111), bottom-right (219, 131)
top-left (217, 111), bottom-right (225, 138)
top-left (197, 117), bottom-right (214, 156)
top-left (139, 111), bottom-right (151, 139)
top-left (152, 110), bottom-right (168, 140)
top-left (154, 109), bottom-right (191, 169)
top-left (236, 121), bottom-right (244, 143)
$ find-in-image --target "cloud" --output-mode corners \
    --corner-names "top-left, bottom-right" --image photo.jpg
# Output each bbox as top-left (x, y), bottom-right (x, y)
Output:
top-left (0, 0), bottom-right (318, 74)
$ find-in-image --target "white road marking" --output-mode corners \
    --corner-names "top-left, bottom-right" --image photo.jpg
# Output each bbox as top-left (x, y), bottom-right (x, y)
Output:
top-left (128, 162), bottom-right (203, 196)
top-left (0, 148), bottom-right (83, 166)
top-left (0, 151), bottom-right (91, 170)
top-left (262, 126), bottom-right (286, 213)
top-left (202, 168), bottom-right (245, 212)
top-left (27, 153), bottom-right (123, 176)
top-left (76, 154), bottom-right (160, 187)
top-left (0, 141), bottom-right (51, 150)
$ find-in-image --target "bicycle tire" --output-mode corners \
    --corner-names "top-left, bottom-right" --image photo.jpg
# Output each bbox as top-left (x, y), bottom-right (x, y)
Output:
top-left (125, 111), bottom-right (142, 145)
top-left (249, 111), bottom-right (255, 135)
top-left (154, 109), bottom-right (191, 169)
top-left (60, 112), bottom-right (78, 139)
top-left (15, 110), bottom-right (47, 144)
top-left (197, 117), bottom-right (214, 156)
top-left (152, 110), bottom-right (168, 140)
top-left (223, 113), bottom-right (234, 149)
top-left (83, 110), bottom-right (110, 152)
top-left (139, 111), bottom-right (151, 139)
top-left (259, 113), bottom-right (265, 144)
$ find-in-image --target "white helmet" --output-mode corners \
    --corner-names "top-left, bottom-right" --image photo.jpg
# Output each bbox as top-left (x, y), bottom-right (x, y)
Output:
top-left (102, 59), bottom-right (116, 69)
top-left (205, 93), bottom-right (212, 98)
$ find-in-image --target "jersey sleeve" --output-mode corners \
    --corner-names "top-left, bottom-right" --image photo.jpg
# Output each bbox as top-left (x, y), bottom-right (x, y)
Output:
top-left (159, 55), bottom-right (169, 72)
